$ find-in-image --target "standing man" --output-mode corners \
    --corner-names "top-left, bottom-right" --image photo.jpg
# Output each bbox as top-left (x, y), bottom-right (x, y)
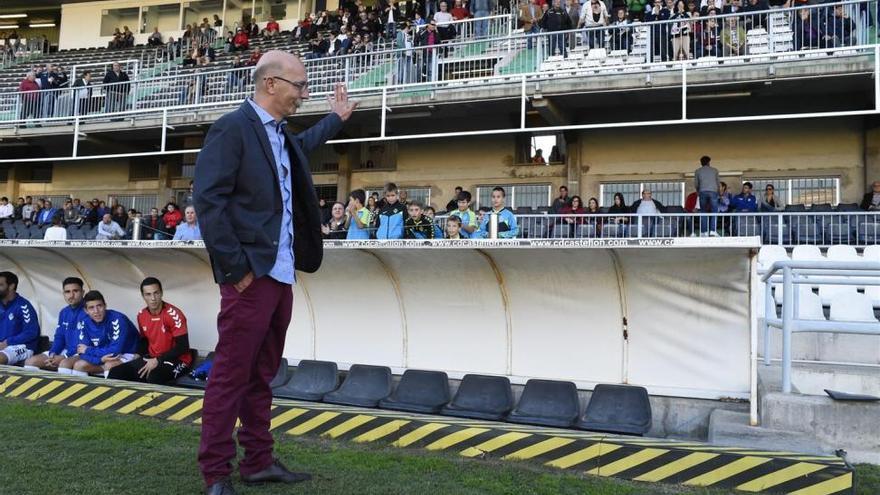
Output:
top-left (194, 51), bottom-right (357, 495)
top-left (103, 62), bottom-right (131, 115)
top-left (541, 0), bottom-right (573, 58)
top-left (108, 277), bottom-right (192, 384)
top-left (0, 272), bottom-right (40, 366)
top-left (24, 277), bottom-right (85, 372)
top-left (694, 155), bottom-right (719, 236)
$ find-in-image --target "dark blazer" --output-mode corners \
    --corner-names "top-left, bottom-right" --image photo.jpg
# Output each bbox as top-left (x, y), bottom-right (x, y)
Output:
top-left (194, 101), bottom-right (343, 285)
top-left (861, 192), bottom-right (879, 211)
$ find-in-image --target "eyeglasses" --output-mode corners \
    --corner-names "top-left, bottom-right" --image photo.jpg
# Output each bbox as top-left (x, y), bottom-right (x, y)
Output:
top-left (266, 75), bottom-right (308, 91)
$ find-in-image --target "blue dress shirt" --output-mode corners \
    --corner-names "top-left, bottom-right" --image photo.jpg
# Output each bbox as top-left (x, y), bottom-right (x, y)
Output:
top-left (247, 98), bottom-right (294, 285)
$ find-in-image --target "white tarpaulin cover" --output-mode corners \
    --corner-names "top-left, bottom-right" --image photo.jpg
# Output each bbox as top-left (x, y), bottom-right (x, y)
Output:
top-left (0, 239), bottom-right (755, 399)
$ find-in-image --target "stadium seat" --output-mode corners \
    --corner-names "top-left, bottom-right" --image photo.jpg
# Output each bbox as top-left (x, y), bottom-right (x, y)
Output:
top-left (791, 245), bottom-right (823, 262)
top-left (274, 359), bottom-right (339, 401)
top-left (826, 245), bottom-right (859, 262)
top-left (506, 379), bottom-right (580, 428)
top-left (858, 223), bottom-right (880, 244)
top-left (864, 245), bottom-right (880, 263)
top-left (378, 369), bottom-right (450, 413)
top-left (37, 336), bottom-right (51, 353)
top-left (441, 374), bottom-right (514, 421)
top-left (830, 291), bottom-right (877, 322)
top-left (757, 245), bottom-right (788, 271)
top-left (826, 203), bottom-right (860, 244)
top-left (175, 352), bottom-right (215, 389)
top-left (576, 384), bottom-right (652, 436)
top-left (322, 364), bottom-right (392, 407)
top-left (732, 215), bottom-right (761, 237)
top-left (269, 358), bottom-right (291, 389)
top-left (576, 224), bottom-right (596, 238)
top-left (796, 286), bottom-right (825, 321)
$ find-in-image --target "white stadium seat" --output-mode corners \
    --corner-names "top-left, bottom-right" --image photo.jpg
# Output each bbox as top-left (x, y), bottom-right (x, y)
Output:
top-left (829, 291), bottom-right (878, 322)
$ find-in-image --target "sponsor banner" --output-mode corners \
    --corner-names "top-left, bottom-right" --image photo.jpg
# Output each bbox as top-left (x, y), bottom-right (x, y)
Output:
top-left (0, 237), bottom-right (761, 250)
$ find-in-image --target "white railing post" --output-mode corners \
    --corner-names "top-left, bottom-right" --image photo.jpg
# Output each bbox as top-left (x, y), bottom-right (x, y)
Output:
top-left (777, 212), bottom-right (784, 245)
top-left (781, 265), bottom-right (794, 393)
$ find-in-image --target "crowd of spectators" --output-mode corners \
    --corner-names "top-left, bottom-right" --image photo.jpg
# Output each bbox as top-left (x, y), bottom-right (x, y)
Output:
top-left (107, 26), bottom-right (135, 49)
top-left (0, 189), bottom-right (201, 242)
top-left (16, 62), bottom-right (132, 121)
top-left (519, 0), bottom-right (859, 59)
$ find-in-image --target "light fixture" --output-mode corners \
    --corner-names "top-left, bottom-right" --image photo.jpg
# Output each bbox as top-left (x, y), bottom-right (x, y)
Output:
top-left (0, 14), bottom-right (27, 19)
top-left (29, 23), bottom-right (56, 27)
top-left (687, 91), bottom-right (752, 100)
top-left (0, 24), bottom-right (19, 29)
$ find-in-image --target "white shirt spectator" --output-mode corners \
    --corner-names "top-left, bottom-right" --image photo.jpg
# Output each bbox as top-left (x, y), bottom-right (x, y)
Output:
top-left (96, 217), bottom-right (126, 240)
top-left (0, 201), bottom-right (12, 219)
top-left (434, 11), bottom-right (454, 26)
top-left (44, 225), bottom-right (67, 240)
top-left (700, 0), bottom-right (724, 10)
top-left (636, 199), bottom-right (659, 215)
top-left (173, 222), bottom-right (202, 241)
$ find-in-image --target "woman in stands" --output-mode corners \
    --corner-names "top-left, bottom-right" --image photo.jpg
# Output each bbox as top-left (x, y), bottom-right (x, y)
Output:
top-left (669, 0), bottom-right (691, 60)
top-left (759, 183), bottom-right (784, 212)
top-left (162, 202), bottom-right (183, 237)
top-left (585, 197), bottom-right (604, 235)
top-left (609, 192), bottom-right (629, 224)
top-left (611, 9), bottom-right (632, 53)
top-left (792, 8), bottom-right (820, 51)
top-left (559, 195), bottom-right (587, 238)
top-left (701, 11), bottom-right (720, 57)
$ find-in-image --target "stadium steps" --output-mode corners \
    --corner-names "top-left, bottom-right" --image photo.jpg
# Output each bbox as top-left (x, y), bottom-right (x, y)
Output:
top-left (349, 61), bottom-right (392, 90)
top-left (0, 366), bottom-right (855, 494)
top-left (497, 47), bottom-right (538, 75)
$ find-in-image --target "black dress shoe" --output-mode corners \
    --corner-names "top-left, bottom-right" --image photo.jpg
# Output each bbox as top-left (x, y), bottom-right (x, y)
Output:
top-left (241, 459), bottom-right (312, 484)
top-left (205, 479), bottom-right (236, 495)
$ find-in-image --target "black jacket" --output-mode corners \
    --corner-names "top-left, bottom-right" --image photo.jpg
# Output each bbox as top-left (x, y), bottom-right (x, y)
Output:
top-left (540, 8), bottom-right (573, 32)
top-left (102, 70), bottom-right (130, 93)
top-left (861, 192), bottom-right (880, 211)
top-left (194, 101), bottom-right (344, 284)
top-left (630, 199), bottom-right (666, 213)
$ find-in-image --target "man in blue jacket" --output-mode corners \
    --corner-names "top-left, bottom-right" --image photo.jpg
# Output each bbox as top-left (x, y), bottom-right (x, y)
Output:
top-left (732, 181), bottom-right (758, 212)
top-left (24, 277), bottom-right (86, 372)
top-left (59, 290), bottom-right (138, 377)
top-left (0, 271), bottom-right (40, 366)
top-left (194, 50), bottom-right (357, 495)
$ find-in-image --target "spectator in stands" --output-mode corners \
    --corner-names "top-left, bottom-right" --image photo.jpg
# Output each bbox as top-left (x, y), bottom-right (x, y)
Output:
top-left (380, 0), bottom-right (401, 41)
top-left (452, 0), bottom-right (471, 20)
top-left (791, 9), bottom-right (820, 51)
top-left (445, 215), bottom-right (463, 238)
top-left (264, 16), bottom-right (281, 38)
top-left (172, 206), bottom-right (202, 240)
top-left (416, 21), bottom-right (441, 77)
top-left (434, 1), bottom-right (456, 41)
top-left (542, 0), bottom-right (574, 57)
top-left (700, 12), bottom-right (720, 57)
top-left (695, 155), bottom-right (719, 234)
top-left (721, 15), bottom-right (746, 56)
top-left (718, 181), bottom-right (733, 212)
top-left (122, 26), bottom-right (135, 47)
top-left (0, 271), bottom-right (40, 366)
top-left (740, 0), bottom-right (766, 31)
top-left (37, 200), bottom-right (57, 226)
top-left (162, 202), bottom-right (183, 236)
top-left (731, 181), bottom-right (758, 212)
top-left (96, 213), bottom-right (125, 240)
top-left (0, 197), bottom-right (12, 220)
top-left (645, 0), bottom-right (671, 61)
top-left (404, 200), bottom-right (436, 238)
top-left (59, 290), bottom-right (139, 377)
top-left (551, 185), bottom-right (570, 213)
top-left (669, 0), bottom-right (691, 60)
top-left (233, 27), bottom-right (250, 51)
top-left (559, 195), bottom-right (586, 236)
top-left (471, 0), bottom-right (493, 37)
top-left (18, 71), bottom-right (40, 123)
top-left (345, 189), bottom-right (371, 239)
top-left (423, 206), bottom-right (444, 238)
top-left (377, 182), bottom-right (406, 238)
top-left (62, 199), bottom-right (81, 226)
top-left (44, 215), bottom-right (67, 240)
top-left (477, 187), bottom-right (518, 238)
top-left (532, 148), bottom-right (546, 164)
top-left (148, 27), bottom-right (164, 46)
top-left (144, 207), bottom-right (166, 240)
top-left (631, 189), bottom-right (665, 213)
top-left (445, 186), bottom-right (464, 211)
top-left (822, 5), bottom-right (854, 48)
top-left (424, 0), bottom-right (441, 19)
top-left (320, 202), bottom-right (347, 239)
top-left (611, 9), bottom-right (633, 52)
top-left (860, 181), bottom-right (880, 211)
top-left (579, 0), bottom-right (609, 50)
top-left (214, 14), bottom-right (223, 27)
top-left (72, 70), bottom-right (92, 116)
top-left (395, 23), bottom-right (414, 83)
top-left (21, 196), bottom-right (33, 223)
top-left (200, 41), bottom-right (217, 63)
top-left (585, 196), bottom-right (604, 231)
top-left (23, 277), bottom-right (85, 373)
top-left (13, 198), bottom-right (24, 220)
top-left (399, 190), bottom-right (410, 205)
top-left (627, 0), bottom-right (646, 20)
top-left (520, 0), bottom-right (543, 49)
top-left (107, 277), bottom-right (194, 384)
top-left (759, 183), bottom-right (783, 211)
top-left (183, 24), bottom-right (194, 40)
top-left (109, 27), bottom-right (123, 49)
top-left (103, 62), bottom-right (130, 115)
top-left (449, 191), bottom-right (478, 238)
top-left (36, 64), bottom-right (60, 120)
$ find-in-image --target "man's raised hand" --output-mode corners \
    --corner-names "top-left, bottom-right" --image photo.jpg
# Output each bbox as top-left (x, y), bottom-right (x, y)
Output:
top-left (328, 83), bottom-right (358, 121)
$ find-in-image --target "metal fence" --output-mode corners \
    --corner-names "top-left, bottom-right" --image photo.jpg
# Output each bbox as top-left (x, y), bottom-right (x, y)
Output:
top-left (0, 1), bottom-right (874, 128)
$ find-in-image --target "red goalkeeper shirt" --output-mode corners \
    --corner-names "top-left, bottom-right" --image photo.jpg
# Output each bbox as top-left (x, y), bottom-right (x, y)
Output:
top-left (137, 303), bottom-right (192, 366)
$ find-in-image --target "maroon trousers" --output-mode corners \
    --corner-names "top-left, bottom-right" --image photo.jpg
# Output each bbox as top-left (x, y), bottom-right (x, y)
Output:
top-left (198, 276), bottom-right (293, 486)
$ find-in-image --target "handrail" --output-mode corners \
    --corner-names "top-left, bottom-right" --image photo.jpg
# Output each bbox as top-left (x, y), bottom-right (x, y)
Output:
top-left (760, 259), bottom-right (880, 393)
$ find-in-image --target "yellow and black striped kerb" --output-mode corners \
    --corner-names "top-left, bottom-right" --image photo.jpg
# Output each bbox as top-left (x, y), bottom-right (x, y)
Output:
top-left (0, 368), bottom-right (854, 495)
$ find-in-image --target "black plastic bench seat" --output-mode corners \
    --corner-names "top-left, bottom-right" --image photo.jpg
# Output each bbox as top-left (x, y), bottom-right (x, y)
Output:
top-left (440, 374), bottom-right (513, 421)
top-left (506, 379), bottom-right (580, 428)
top-left (576, 384), bottom-right (652, 436)
top-left (274, 360), bottom-right (339, 401)
top-left (323, 364), bottom-right (392, 407)
top-left (379, 369), bottom-right (450, 413)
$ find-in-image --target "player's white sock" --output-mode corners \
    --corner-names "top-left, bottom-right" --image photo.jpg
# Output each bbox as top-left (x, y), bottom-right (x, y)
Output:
top-left (57, 367), bottom-right (72, 375)
top-left (103, 370), bottom-right (110, 379)
top-left (23, 365), bottom-right (40, 372)
top-left (70, 370), bottom-right (88, 377)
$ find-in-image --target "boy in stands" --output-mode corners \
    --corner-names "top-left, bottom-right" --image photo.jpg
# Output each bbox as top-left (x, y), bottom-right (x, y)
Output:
top-left (0, 271), bottom-right (40, 366)
top-left (449, 191), bottom-right (477, 238)
top-left (376, 182), bottom-right (406, 239)
top-left (404, 200), bottom-right (435, 239)
top-left (24, 277), bottom-right (86, 372)
top-left (58, 290), bottom-right (139, 377)
top-left (445, 215), bottom-right (463, 239)
top-left (345, 189), bottom-right (372, 240)
top-left (108, 277), bottom-right (192, 384)
top-left (476, 187), bottom-right (518, 238)
top-left (422, 206), bottom-right (444, 239)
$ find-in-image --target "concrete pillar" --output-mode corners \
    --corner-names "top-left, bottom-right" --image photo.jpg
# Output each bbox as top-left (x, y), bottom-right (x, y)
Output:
top-left (864, 125), bottom-right (880, 199)
top-left (563, 130), bottom-right (580, 197)
top-left (157, 161), bottom-right (173, 205)
top-left (335, 143), bottom-right (353, 203)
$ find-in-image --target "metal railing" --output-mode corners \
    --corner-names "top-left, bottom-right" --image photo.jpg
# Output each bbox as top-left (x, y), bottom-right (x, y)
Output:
top-left (414, 13), bottom-right (513, 40)
top-left (1, 37), bottom-right (46, 68)
top-left (760, 260), bottom-right (880, 393)
top-left (0, 1), bottom-right (874, 129)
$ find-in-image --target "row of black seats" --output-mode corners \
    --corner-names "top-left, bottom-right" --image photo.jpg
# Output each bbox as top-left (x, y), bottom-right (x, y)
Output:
top-left (177, 359), bottom-right (652, 435)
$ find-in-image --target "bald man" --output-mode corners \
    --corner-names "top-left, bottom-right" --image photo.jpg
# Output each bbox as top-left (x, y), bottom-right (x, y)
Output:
top-left (194, 51), bottom-right (357, 495)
